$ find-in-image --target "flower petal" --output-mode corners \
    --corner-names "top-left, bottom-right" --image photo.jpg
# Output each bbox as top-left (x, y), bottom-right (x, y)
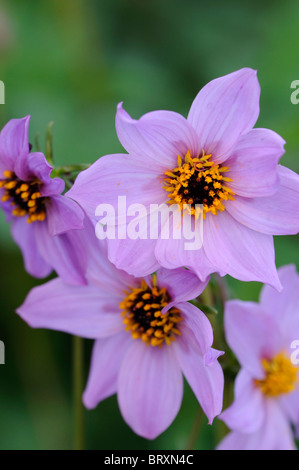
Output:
top-left (34, 222), bottom-right (87, 285)
top-left (259, 264), bottom-right (299, 344)
top-left (0, 116), bottom-right (30, 175)
top-left (175, 302), bottom-right (214, 357)
top-left (11, 217), bottom-right (52, 278)
top-left (47, 195), bottom-right (85, 236)
top-left (219, 370), bottom-right (265, 433)
top-left (107, 224), bottom-right (161, 278)
top-left (174, 327), bottom-right (224, 423)
top-left (116, 103), bottom-right (200, 170)
top-left (17, 278), bottom-right (123, 339)
top-left (224, 300), bottom-right (283, 378)
top-left (188, 68), bottom-right (260, 163)
top-left (225, 165), bottom-right (299, 235)
top-left (204, 210), bottom-right (281, 289)
top-left (67, 153), bottom-right (163, 222)
top-left (218, 400), bottom-right (295, 450)
top-left (157, 267), bottom-right (208, 304)
top-left (117, 341), bottom-right (183, 439)
top-left (155, 212), bottom-right (220, 282)
top-left (83, 333), bottom-right (131, 408)
top-left (226, 128), bottom-right (284, 197)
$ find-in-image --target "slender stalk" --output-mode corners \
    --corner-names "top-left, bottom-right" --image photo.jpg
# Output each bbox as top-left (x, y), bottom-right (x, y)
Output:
top-left (73, 336), bottom-right (85, 450)
top-left (45, 121), bottom-right (55, 166)
top-left (186, 407), bottom-right (203, 450)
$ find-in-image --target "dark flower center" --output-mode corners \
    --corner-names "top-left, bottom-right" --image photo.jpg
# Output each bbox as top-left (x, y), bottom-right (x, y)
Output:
top-left (0, 170), bottom-right (47, 223)
top-left (120, 276), bottom-right (182, 347)
top-left (163, 150), bottom-right (235, 218)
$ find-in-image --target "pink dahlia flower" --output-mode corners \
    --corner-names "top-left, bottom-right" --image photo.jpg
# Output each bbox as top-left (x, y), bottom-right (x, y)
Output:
top-left (218, 264), bottom-right (299, 450)
top-left (68, 68), bottom-right (299, 289)
top-left (17, 234), bottom-right (224, 439)
top-left (0, 116), bottom-right (87, 284)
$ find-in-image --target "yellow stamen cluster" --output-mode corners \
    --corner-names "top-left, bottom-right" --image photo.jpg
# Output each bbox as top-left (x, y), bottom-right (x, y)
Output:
top-left (120, 276), bottom-right (182, 347)
top-left (255, 352), bottom-right (298, 397)
top-left (0, 170), bottom-right (46, 223)
top-left (163, 150), bottom-right (234, 218)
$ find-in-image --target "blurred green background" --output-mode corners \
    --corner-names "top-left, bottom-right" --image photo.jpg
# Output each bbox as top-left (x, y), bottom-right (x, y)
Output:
top-left (0, 0), bottom-right (299, 450)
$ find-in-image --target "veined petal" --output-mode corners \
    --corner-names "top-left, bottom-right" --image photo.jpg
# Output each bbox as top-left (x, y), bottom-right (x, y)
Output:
top-left (174, 330), bottom-right (224, 424)
top-left (34, 222), bottom-right (87, 286)
top-left (226, 128), bottom-right (284, 197)
top-left (0, 116), bottom-right (30, 175)
top-left (47, 195), bottom-right (85, 236)
top-left (117, 341), bottom-right (183, 439)
top-left (218, 400), bottom-right (295, 450)
top-left (11, 217), bottom-right (52, 278)
top-left (225, 165), bottom-right (299, 235)
top-left (116, 103), bottom-right (201, 170)
top-left (204, 210), bottom-right (281, 290)
top-left (188, 68), bottom-right (260, 163)
top-left (83, 333), bottom-right (132, 408)
top-left (67, 153), bottom-right (163, 222)
top-left (219, 370), bottom-right (265, 433)
top-left (259, 264), bottom-right (299, 344)
top-left (224, 300), bottom-right (283, 378)
top-left (174, 302), bottom-right (214, 357)
top-left (17, 278), bottom-right (123, 339)
top-left (157, 267), bottom-right (209, 304)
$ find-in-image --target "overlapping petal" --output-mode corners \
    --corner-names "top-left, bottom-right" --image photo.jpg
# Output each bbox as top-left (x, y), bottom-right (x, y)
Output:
top-left (117, 341), bottom-right (183, 439)
top-left (17, 278), bottom-right (123, 338)
top-left (188, 68), bottom-right (260, 163)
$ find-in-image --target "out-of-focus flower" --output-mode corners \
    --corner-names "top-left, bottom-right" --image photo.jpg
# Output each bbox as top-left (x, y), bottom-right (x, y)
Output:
top-left (218, 264), bottom-right (299, 450)
top-left (67, 68), bottom-right (299, 290)
top-left (0, 116), bottom-right (86, 284)
top-left (17, 231), bottom-right (224, 440)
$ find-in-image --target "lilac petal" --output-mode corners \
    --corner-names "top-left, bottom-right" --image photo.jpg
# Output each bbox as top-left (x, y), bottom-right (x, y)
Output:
top-left (174, 328), bottom-right (224, 424)
top-left (188, 68), bottom-right (260, 163)
top-left (224, 300), bottom-right (283, 378)
top-left (0, 116), bottom-right (30, 175)
top-left (116, 103), bottom-right (201, 170)
top-left (225, 128), bottom-right (284, 197)
top-left (81, 219), bottom-right (139, 296)
top-left (67, 153), bottom-right (163, 222)
top-left (219, 370), bottom-right (265, 433)
top-left (156, 267), bottom-right (208, 305)
top-left (34, 222), bottom-right (87, 286)
top-left (11, 218), bottom-right (52, 278)
top-left (218, 401), bottom-right (295, 450)
top-left (226, 165), bottom-right (299, 235)
top-left (23, 152), bottom-right (65, 195)
top-left (260, 264), bottom-right (299, 343)
top-left (47, 195), bottom-right (85, 236)
top-left (204, 210), bottom-right (281, 290)
top-left (155, 231), bottom-right (220, 282)
top-left (280, 387), bottom-right (299, 432)
top-left (117, 341), bottom-right (183, 439)
top-left (83, 333), bottom-right (131, 408)
top-left (174, 302), bottom-right (214, 357)
top-left (17, 278), bottom-right (123, 339)
top-left (107, 230), bottom-right (160, 278)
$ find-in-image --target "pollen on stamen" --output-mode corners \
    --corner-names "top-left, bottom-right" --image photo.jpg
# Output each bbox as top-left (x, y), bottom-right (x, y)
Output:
top-left (120, 278), bottom-right (182, 348)
top-left (0, 170), bottom-right (47, 224)
top-left (255, 352), bottom-right (298, 397)
top-left (163, 150), bottom-right (234, 218)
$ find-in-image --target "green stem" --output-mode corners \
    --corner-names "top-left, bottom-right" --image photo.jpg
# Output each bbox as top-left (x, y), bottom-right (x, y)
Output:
top-left (73, 336), bottom-right (85, 450)
top-left (45, 121), bottom-right (55, 166)
top-left (185, 407), bottom-right (203, 450)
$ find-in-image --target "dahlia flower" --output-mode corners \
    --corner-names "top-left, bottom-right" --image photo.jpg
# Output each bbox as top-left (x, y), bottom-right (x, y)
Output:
top-left (17, 234), bottom-right (224, 439)
top-left (218, 264), bottom-right (299, 450)
top-left (68, 68), bottom-right (299, 289)
top-left (0, 116), bottom-right (86, 284)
